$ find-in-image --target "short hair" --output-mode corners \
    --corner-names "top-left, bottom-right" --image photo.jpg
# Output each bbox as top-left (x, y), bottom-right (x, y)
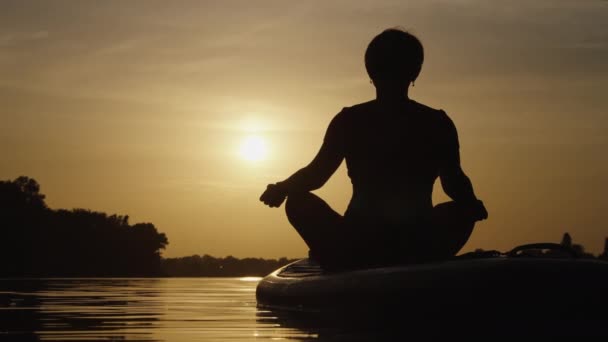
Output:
top-left (365, 28), bottom-right (424, 83)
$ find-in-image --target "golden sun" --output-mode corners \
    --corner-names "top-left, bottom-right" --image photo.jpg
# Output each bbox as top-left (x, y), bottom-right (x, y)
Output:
top-left (239, 135), bottom-right (268, 161)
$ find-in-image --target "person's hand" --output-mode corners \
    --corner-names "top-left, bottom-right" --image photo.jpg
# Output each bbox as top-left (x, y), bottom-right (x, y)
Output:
top-left (260, 183), bottom-right (288, 208)
top-left (469, 200), bottom-right (488, 221)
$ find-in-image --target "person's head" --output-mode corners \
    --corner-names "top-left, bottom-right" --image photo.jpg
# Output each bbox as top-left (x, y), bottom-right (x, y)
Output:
top-left (365, 28), bottom-right (424, 89)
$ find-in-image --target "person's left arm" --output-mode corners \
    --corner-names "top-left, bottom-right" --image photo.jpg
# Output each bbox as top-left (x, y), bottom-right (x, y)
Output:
top-left (438, 111), bottom-right (488, 221)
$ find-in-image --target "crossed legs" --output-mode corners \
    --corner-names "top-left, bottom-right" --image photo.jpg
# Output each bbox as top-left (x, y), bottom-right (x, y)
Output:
top-left (285, 192), bottom-right (476, 268)
top-left (285, 192), bottom-right (345, 264)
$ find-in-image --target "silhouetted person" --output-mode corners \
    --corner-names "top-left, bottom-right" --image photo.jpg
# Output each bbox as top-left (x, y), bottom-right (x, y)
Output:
top-left (260, 29), bottom-right (488, 269)
top-left (600, 238), bottom-right (608, 260)
top-left (561, 232), bottom-right (573, 248)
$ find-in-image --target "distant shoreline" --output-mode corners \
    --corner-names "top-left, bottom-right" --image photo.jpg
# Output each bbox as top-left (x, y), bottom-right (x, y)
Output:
top-left (160, 255), bottom-right (299, 277)
top-left (0, 255), bottom-right (300, 279)
top-left (1, 176), bottom-right (302, 278)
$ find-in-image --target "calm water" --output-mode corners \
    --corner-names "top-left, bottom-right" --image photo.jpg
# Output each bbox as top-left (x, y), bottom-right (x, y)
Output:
top-left (4, 277), bottom-right (604, 340)
top-left (0, 278), bottom-right (399, 342)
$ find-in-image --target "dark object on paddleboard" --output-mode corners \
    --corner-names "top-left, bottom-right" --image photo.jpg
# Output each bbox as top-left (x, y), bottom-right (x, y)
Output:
top-left (256, 243), bottom-right (608, 319)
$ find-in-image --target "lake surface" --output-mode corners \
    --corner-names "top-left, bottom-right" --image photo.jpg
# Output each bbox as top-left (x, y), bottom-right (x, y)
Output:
top-left (1, 278), bottom-right (313, 341)
top-left (1, 277), bottom-right (408, 342)
top-left (3, 277), bottom-right (606, 340)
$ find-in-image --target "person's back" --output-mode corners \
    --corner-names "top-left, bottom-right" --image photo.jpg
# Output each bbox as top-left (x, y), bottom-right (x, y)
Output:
top-left (332, 99), bottom-right (456, 225)
top-left (260, 28), bottom-right (488, 269)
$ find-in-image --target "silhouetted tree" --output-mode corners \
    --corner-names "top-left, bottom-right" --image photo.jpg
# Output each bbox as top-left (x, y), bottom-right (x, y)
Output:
top-left (0, 176), bottom-right (168, 277)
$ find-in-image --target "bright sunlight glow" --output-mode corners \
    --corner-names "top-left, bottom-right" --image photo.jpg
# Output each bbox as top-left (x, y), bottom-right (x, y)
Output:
top-left (239, 276), bottom-right (262, 282)
top-left (239, 135), bottom-right (268, 161)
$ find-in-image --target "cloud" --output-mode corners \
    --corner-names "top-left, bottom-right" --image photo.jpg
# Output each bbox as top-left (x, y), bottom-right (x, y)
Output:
top-left (562, 41), bottom-right (608, 51)
top-left (0, 30), bottom-right (48, 46)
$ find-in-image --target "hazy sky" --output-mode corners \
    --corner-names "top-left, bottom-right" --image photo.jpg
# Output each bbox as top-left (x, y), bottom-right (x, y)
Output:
top-left (2, 0), bottom-right (607, 258)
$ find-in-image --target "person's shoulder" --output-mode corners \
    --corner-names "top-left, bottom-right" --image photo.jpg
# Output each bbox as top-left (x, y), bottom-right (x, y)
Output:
top-left (346, 99), bottom-right (376, 111)
top-left (409, 100), bottom-right (447, 116)
top-left (409, 100), bottom-right (453, 125)
top-left (330, 100), bottom-right (376, 125)
top-left (338, 100), bottom-right (376, 116)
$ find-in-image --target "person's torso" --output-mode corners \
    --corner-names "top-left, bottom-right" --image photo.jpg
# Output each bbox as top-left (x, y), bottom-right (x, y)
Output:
top-left (339, 99), bottom-right (448, 224)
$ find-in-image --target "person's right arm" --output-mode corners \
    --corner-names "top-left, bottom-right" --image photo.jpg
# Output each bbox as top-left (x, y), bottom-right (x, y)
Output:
top-left (438, 112), bottom-right (488, 221)
top-left (260, 112), bottom-right (346, 208)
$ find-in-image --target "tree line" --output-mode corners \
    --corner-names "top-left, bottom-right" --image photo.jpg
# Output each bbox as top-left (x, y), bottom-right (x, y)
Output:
top-left (0, 176), bottom-right (168, 277)
top-left (0, 176), bottom-right (295, 278)
top-left (161, 255), bottom-right (297, 277)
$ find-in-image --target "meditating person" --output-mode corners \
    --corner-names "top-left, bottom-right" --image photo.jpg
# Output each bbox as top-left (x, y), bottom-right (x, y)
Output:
top-left (260, 28), bottom-right (488, 270)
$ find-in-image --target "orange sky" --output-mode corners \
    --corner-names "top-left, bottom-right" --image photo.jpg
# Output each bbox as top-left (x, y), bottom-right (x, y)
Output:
top-left (1, 1), bottom-right (607, 258)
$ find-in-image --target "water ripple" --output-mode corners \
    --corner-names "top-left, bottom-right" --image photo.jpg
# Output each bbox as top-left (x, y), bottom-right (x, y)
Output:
top-left (0, 278), bottom-right (315, 342)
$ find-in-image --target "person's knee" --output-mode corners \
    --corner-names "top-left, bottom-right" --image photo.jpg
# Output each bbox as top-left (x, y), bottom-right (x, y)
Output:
top-left (285, 191), bottom-right (315, 220)
top-left (433, 201), bottom-right (459, 213)
top-left (285, 191), bottom-right (333, 226)
top-left (433, 201), bottom-right (475, 223)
